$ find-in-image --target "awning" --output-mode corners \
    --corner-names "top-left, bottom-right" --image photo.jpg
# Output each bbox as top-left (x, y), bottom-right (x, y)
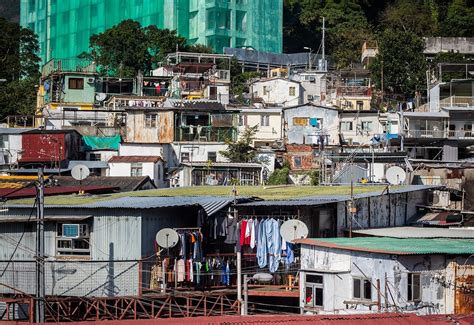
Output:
top-left (83, 135), bottom-right (121, 151)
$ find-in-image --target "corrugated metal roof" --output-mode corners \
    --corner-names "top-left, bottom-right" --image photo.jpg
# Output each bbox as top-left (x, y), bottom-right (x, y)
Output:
top-left (237, 185), bottom-right (438, 207)
top-left (68, 160), bottom-right (109, 169)
top-left (412, 211), bottom-right (463, 226)
top-left (6, 196), bottom-right (242, 216)
top-left (352, 227), bottom-right (474, 239)
top-left (40, 312), bottom-right (464, 324)
top-left (0, 127), bottom-right (35, 134)
top-left (296, 237), bottom-right (474, 255)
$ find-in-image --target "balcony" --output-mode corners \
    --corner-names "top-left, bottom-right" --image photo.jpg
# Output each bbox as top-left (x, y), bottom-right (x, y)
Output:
top-left (42, 59), bottom-right (96, 78)
top-left (336, 86), bottom-right (372, 97)
top-left (175, 126), bottom-right (236, 142)
top-left (404, 129), bottom-right (447, 138)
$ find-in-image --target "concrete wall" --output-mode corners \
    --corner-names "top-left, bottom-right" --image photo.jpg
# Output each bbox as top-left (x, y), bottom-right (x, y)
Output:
top-left (284, 105), bottom-right (339, 145)
top-left (339, 112), bottom-right (382, 146)
top-left (108, 161), bottom-right (165, 187)
top-left (63, 74), bottom-right (95, 104)
top-left (424, 37), bottom-right (474, 55)
top-left (252, 79), bottom-right (303, 107)
top-left (0, 134), bottom-right (23, 165)
top-left (171, 143), bottom-right (228, 164)
top-left (300, 245), bottom-right (474, 315)
top-left (238, 108), bottom-right (283, 145)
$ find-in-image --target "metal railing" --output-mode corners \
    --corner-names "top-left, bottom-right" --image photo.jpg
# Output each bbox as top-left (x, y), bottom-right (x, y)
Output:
top-left (440, 96), bottom-right (474, 108)
top-left (175, 126), bottom-right (236, 142)
top-left (336, 86), bottom-right (372, 97)
top-left (42, 59), bottom-right (96, 78)
top-left (404, 129), bottom-right (447, 138)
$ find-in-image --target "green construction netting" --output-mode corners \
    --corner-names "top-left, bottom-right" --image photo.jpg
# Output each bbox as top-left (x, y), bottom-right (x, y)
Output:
top-left (83, 135), bottom-right (121, 151)
top-left (21, 0), bottom-right (282, 64)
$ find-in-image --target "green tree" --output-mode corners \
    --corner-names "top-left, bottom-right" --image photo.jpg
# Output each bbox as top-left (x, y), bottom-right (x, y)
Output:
top-left (220, 125), bottom-right (258, 163)
top-left (381, 0), bottom-right (438, 36)
top-left (442, 0), bottom-right (474, 37)
top-left (370, 29), bottom-right (427, 99)
top-left (0, 18), bottom-right (40, 119)
top-left (267, 167), bottom-right (290, 185)
top-left (87, 20), bottom-right (210, 77)
top-left (283, 0), bottom-right (373, 69)
top-left (0, 17), bottom-right (40, 81)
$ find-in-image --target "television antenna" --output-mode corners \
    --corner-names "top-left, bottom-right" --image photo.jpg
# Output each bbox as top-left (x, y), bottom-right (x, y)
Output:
top-left (280, 219), bottom-right (309, 242)
top-left (385, 166), bottom-right (406, 185)
top-left (71, 164), bottom-right (90, 195)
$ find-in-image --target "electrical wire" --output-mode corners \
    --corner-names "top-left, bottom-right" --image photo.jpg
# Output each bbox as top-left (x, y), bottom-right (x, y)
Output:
top-left (0, 196), bottom-right (38, 277)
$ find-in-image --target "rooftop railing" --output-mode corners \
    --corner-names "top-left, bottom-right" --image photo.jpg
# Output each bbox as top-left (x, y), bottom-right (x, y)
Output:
top-left (42, 59), bottom-right (96, 78)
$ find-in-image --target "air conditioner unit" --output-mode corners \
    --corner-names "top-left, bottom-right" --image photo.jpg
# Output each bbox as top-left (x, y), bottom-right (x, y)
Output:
top-left (431, 190), bottom-right (450, 207)
top-left (86, 77), bottom-right (95, 84)
top-left (62, 224), bottom-right (89, 238)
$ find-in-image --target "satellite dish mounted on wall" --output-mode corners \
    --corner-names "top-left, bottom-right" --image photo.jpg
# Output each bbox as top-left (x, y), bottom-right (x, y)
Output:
top-left (71, 164), bottom-right (90, 195)
top-left (385, 166), bottom-right (406, 185)
top-left (280, 219), bottom-right (309, 243)
top-left (155, 228), bottom-right (179, 250)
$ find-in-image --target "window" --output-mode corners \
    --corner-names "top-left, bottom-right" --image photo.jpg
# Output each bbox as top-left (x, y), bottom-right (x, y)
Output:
top-left (131, 163), bottom-right (143, 176)
top-left (68, 78), bottom-right (84, 90)
top-left (263, 86), bottom-right (268, 95)
top-left (239, 115), bottom-right (247, 126)
top-left (145, 114), bottom-right (157, 128)
top-left (305, 274), bottom-right (324, 308)
top-left (353, 277), bottom-right (372, 300)
top-left (408, 273), bottom-right (421, 302)
top-left (289, 86), bottom-right (296, 96)
top-left (293, 117), bottom-right (309, 126)
top-left (356, 101), bottom-right (364, 110)
top-left (293, 156), bottom-right (302, 168)
top-left (208, 152), bottom-right (217, 162)
top-left (156, 164), bottom-right (161, 180)
top-left (340, 121), bottom-right (353, 131)
top-left (181, 152), bottom-right (190, 162)
top-left (260, 115), bottom-right (270, 127)
top-left (56, 223), bottom-right (90, 256)
top-left (361, 121), bottom-right (373, 132)
top-left (89, 153), bottom-right (101, 161)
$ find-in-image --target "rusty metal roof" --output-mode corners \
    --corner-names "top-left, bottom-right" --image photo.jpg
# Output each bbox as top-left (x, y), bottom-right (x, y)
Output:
top-left (109, 156), bottom-right (162, 163)
top-left (32, 313), bottom-right (470, 324)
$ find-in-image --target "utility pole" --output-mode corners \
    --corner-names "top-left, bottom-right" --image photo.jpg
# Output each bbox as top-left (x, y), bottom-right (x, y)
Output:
top-left (243, 274), bottom-right (249, 316)
top-left (322, 17), bottom-right (326, 71)
top-left (35, 167), bottom-right (45, 323)
top-left (349, 179), bottom-right (354, 238)
top-left (233, 185), bottom-right (243, 315)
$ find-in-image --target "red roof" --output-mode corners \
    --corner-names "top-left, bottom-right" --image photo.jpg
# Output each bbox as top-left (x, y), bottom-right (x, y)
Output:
top-left (109, 156), bottom-right (162, 163)
top-left (16, 313), bottom-right (473, 325)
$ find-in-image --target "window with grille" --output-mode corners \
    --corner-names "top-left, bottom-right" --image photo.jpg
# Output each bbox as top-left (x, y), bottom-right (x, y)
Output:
top-left (305, 273), bottom-right (324, 308)
top-left (145, 114), bottom-right (157, 128)
top-left (353, 277), bottom-right (372, 300)
top-left (131, 163), bottom-right (143, 176)
top-left (289, 86), bottom-right (296, 96)
top-left (68, 78), bottom-right (84, 90)
top-left (260, 115), bottom-right (270, 127)
top-left (408, 273), bottom-right (421, 301)
top-left (340, 121), bottom-right (353, 131)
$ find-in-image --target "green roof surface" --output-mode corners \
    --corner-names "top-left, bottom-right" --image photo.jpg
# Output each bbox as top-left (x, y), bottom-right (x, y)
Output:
top-left (300, 237), bottom-right (474, 255)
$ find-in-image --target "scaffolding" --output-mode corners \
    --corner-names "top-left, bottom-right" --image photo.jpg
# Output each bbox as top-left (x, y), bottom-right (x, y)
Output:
top-left (20, 0), bottom-right (283, 63)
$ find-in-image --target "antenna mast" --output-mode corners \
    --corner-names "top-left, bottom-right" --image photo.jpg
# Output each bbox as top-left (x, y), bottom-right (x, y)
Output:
top-left (322, 17), bottom-right (326, 71)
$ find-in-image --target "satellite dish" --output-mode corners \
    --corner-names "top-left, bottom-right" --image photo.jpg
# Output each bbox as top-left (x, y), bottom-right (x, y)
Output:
top-left (155, 228), bottom-right (179, 249)
top-left (95, 93), bottom-right (107, 101)
top-left (280, 219), bottom-right (309, 242)
top-left (385, 166), bottom-right (406, 185)
top-left (71, 164), bottom-right (90, 181)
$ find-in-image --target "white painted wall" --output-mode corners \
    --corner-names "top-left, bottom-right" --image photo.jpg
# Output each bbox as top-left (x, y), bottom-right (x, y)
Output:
top-left (171, 143), bottom-right (228, 164)
top-left (0, 134), bottom-right (23, 166)
top-left (300, 245), bottom-right (473, 315)
top-left (251, 79), bottom-right (303, 107)
top-left (108, 161), bottom-right (165, 188)
top-left (339, 113), bottom-right (383, 146)
top-left (238, 108), bottom-right (283, 145)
